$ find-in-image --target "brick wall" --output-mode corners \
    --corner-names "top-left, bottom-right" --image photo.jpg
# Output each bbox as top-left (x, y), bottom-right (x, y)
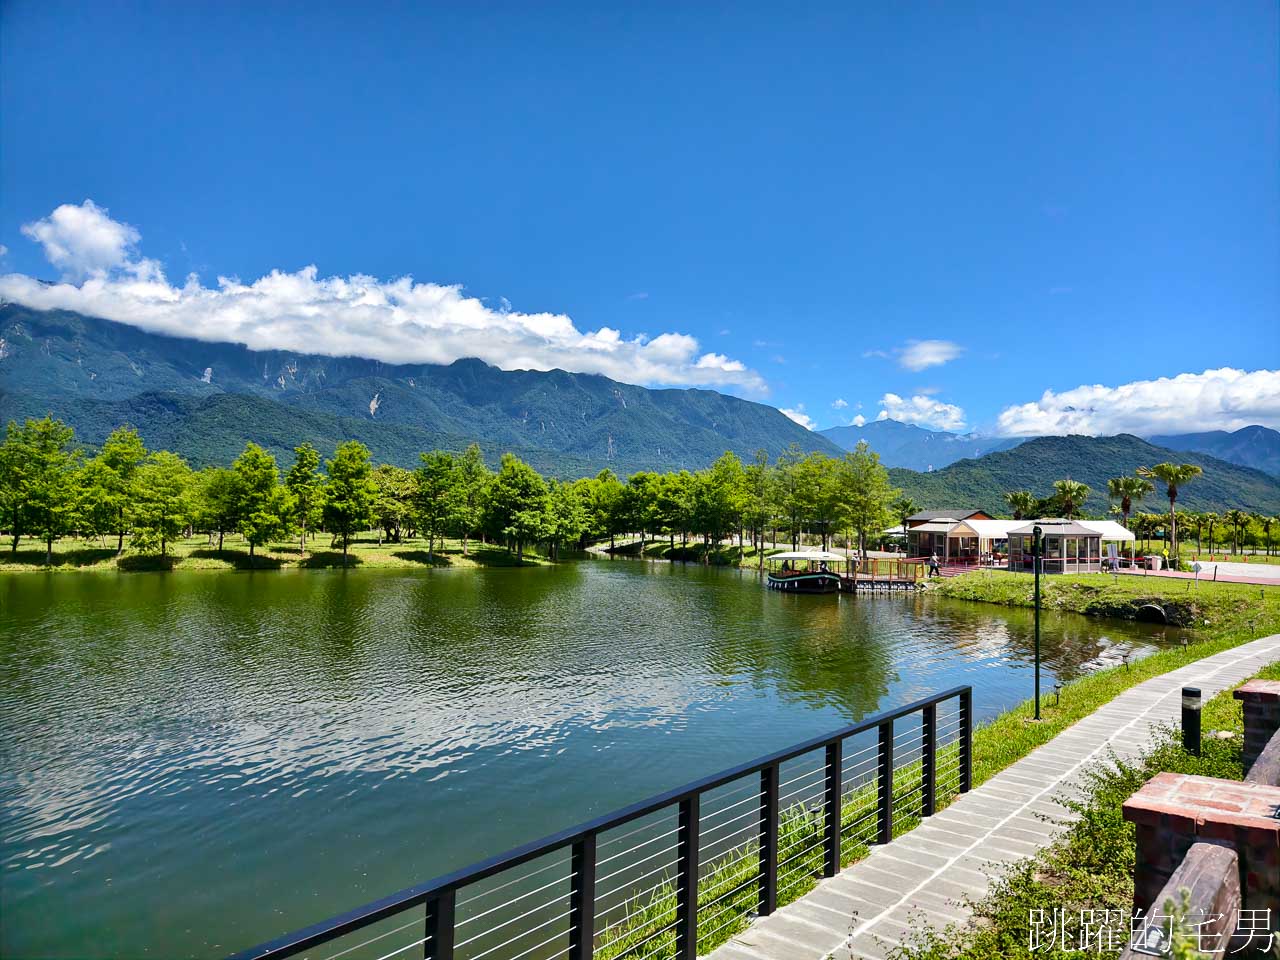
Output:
top-left (1234, 680), bottom-right (1280, 775)
top-left (1123, 772), bottom-right (1280, 929)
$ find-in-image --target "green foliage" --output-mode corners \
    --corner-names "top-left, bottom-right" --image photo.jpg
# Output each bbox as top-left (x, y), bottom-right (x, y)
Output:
top-left (0, 416), bottom-right (83, 560)
top-left (487, 453), bottom-right (549, 561)
top-left (232, 442), bottom-right (287, 557)
top-left (322, 441), bottom-right (375, 560)
top-left (285, 442), bottom-right (323, 555)
top-left (893, 435), bottom-right (1278, 516)
top-left (131, 451), bottom-right (193, 556)
top-left (888, 663), bottom-right (1280, 960)
top-left (414, 451), bottom-right (459, 554)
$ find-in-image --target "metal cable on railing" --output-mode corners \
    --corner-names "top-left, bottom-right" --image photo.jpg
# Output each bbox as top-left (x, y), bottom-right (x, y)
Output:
top-left (228, 685), bottom-right (972, 960)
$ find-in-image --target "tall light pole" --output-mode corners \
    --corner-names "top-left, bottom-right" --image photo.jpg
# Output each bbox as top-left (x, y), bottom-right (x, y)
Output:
top-left (1033, 524), bottom-right (1043, 721)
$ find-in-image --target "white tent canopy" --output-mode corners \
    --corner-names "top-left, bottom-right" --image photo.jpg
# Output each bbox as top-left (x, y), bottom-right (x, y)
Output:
top-left (769, 551), bottom-right (848, 561)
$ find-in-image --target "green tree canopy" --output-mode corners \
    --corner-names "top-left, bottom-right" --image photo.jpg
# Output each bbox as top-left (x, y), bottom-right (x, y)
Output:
top-left (323, 441), bottom-right (375, 562)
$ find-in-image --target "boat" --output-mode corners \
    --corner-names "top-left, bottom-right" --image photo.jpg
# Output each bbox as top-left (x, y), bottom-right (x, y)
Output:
top-left (765, 550), bottom-right (849, 594)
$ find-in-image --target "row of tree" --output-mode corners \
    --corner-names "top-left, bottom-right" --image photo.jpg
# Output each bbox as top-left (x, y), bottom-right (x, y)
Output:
top-left (1001, 465), bottom-right (1278, 558)
top-left (0, 416), bottom-right (909, 565)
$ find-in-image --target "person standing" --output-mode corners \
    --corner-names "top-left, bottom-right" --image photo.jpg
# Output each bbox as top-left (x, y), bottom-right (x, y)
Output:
top-left (928, 552), bottom-right (941, 577)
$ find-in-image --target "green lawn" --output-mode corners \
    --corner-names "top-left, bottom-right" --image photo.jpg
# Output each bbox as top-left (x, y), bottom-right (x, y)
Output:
top-left (0, 533), bottom-right (551, 572)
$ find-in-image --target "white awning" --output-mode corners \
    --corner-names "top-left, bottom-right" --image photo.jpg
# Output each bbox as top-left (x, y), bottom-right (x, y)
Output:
top-left (1077, 520), bottom-right (1136, 541)
top-left (769, 551), bottom-right (848, 561)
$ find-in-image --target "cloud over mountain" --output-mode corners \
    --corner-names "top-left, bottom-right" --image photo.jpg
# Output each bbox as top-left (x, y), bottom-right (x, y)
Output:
top-left (877, 393), bottom-right (966, 431)
top-left (995, 368), bottom-right (1280, 436)
top-left (0, 200), bottom-right (764, 393)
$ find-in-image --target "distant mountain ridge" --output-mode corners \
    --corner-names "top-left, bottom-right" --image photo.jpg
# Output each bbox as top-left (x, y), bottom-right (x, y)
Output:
top-left (820, 419), bottom-right (1023, 470)
top-left (887, 433), bottom-right (1280, 515)
top-left (1147, 425), bottom-right (1280, 478)
top-left (0, 305), bottom-right (842, 474)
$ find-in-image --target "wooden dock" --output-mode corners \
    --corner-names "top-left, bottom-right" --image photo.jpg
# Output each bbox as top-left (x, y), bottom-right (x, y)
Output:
top-left (839, 557), bottom-right (926, 592)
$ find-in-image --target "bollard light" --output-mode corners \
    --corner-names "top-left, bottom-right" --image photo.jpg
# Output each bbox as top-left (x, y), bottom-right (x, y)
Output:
top-left (1053, 682), bottom-right (1063, 708)
top-left (1181, 686), bottom-right (1202, 757)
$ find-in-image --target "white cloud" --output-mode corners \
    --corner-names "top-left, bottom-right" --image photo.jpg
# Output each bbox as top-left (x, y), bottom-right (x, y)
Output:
top-left (831, 398), bottom-right (848, 409)
top-left (995, 368), bottom-right (1280, 436)
top-left (1, 200), bottom-right (765, 392)
top-left (898, 339), bottom-right (962, 371)
top-left (877, 393), bottom-right (966, 431)
top-left (0, 245), bottom-right (8, 258)
top-left (780, 404), bottom-right (815, 430)
top-left (19, 199), bottom-right (150, 281)
top-left (851, 414), bottom-right (867, 427)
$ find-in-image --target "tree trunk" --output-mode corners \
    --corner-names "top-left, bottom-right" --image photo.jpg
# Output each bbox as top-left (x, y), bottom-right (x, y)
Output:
top-left (517, 540), bottom-right (524, 563)
top-left (117, 511), bottom-right (125, 554)
top-left (46, 537), bottom-right (53, 566)
top-left (342, 535), bottom-right (349, 565)
top-left (300, 519), bottom-right (307, 560)
top-left (463, 528), bottom-right (469, 557)
top-left (218, 529), bottom-right (225, 551)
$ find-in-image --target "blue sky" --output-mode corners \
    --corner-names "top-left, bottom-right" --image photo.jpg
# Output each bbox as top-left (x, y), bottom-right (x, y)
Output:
top-left (2, 1), bottom-right (1278, 436)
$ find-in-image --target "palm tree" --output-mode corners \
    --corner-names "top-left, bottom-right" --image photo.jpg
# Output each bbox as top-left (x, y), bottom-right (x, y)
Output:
top-left (1052, 479), bottom-right (1090, 520)
top-left (1107, 476), bottom-right (1154, 533)
top-left (1003, 490), bottom-right (1036, 521)
top-left (891, 495), bottom-right (917, 548)
top-left (1263, 516), bottom-right (1276, 557)
top-left (1137, 463), bottom-right (1203, 559)
top-left (1224, 509), bottom-right (1249, 556)
top-left (1202, 512), bottom-right (1219, 555)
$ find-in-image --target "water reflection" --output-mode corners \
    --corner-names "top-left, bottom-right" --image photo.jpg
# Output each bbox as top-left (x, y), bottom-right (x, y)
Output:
top-left (0, 562), bottom-right (1176, 959)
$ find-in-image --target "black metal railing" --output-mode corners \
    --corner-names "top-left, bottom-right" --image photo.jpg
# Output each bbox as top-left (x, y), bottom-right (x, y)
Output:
top-left (229, 686), bottom-right (972, 960)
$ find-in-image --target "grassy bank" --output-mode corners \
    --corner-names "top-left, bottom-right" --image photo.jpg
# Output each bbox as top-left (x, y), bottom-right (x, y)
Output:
top-left (0, 534), bottom-right (553, 573)
top-left (932, 572), bottom-right (1279, 785)
top-left (891, 660), bottom-right (1280, 960)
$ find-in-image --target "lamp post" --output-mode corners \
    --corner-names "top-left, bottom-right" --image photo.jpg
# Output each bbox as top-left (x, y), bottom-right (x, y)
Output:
top-left (1033, 524), bottom-right (1043, 721)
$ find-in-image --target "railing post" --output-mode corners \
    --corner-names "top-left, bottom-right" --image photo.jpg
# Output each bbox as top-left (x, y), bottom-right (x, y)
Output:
top-left (569, 833), bottom-right (596, 960)
top-left (959, 688), bottom-right (972, 793)
top-left (823, 739), bottom-right (842, 876)
top-left (877, 722), bottom-right (893, 845)
top-left (676, 795), bottom-right (700, 960)
top-left (424, 889), bottom-right (455, 960)
top-left (921, 703), bottom-right (937, 817)
top-left (758, 764), bottom-right (778, 917)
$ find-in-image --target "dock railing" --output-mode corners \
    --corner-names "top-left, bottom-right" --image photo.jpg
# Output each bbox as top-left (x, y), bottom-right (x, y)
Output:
top-left (229, 686), bottom-right (972, 960)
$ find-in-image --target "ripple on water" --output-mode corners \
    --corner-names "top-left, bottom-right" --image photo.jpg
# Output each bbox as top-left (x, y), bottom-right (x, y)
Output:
top-left (0, 563), bottom-right (1178, 959)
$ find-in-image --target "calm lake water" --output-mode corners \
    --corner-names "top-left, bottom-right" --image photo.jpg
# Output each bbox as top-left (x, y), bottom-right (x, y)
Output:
top-left (0, 559), bottom-right (1177, 959)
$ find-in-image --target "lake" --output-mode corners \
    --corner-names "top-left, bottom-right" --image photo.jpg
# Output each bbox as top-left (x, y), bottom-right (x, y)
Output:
top-left (0, 559), bottom-right (1177, 959)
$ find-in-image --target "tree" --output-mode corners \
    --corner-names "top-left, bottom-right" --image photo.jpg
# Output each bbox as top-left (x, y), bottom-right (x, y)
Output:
top-left (454, 443), bottom-right (491, 556)
top-left (192, 467), bottom-right (240, 550)
top-left (10, 418), bottom-right (82, 564)
top-left (371, 463), bottom-right (415, 544)
top-left (584, 469), bottom-right (623, 550)
top-left (1223, 509), bottom-right (1249, 556)
top-left (322, 441), bottom-right (375, 563)
top-left (545, 479), bottom-right (587, 560)
top-left (1138, 463), bottom-right (1203, 559)
top-left (839, 442), bottom-right (897, 562)
top-left (232, 442), bottom-right (286, 559)
top-left (415, 451), bottom-right (459, 558)
top-left (743, 449), bottom-right (772, 567)
top-left (285, 443), bottom-right (323, 559)
top-left (95, 426), bottom-right (149, 552)
top-left (485, 453), bottom-right (548, 562)
top-left (891, 495), bottom-right (918, 547)
top-left (1003, 490), bottom-right (1036, 521)
top-left (1201, 512), bottom-right (1219, 555)
top-left (1051, 479), bottom-right (1090, 520)
top-left (1262, 516), bottom-right (1276, 557)
top-left (1106, 476), bottom-right (1153, 534)
top-left (131, 451), bottom-right (193, 556)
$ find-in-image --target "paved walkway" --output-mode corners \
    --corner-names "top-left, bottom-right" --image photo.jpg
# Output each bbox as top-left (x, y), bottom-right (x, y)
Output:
top-left (1118, 562), bottom-right (1280, 585)
top-left (708, 633), bottom-right (1280, 960)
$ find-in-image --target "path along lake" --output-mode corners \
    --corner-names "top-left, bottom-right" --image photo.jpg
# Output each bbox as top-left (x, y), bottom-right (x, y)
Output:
top-left (0, 559), bottom-right (1179, 959)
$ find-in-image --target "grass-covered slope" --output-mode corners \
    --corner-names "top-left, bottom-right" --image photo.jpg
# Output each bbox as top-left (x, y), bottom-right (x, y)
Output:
top-left (888, 433), bottom-right (1280, 514)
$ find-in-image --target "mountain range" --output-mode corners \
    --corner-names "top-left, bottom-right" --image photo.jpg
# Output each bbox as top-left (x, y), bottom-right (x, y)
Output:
top-left (2, 304), bottom-right (1277, 513)
top-left (887, 433), bottom-right (1280, 515)
top-left (0, 304), bottom-right (842, 475)
top-left (820, 420), bottom-right (1023, 471)
top-left (822, 420), bottom-right (1280, 478)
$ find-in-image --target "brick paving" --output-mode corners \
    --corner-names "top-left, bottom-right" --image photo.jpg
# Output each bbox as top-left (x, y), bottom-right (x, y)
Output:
top-left (706, 633), bottom-right (1280, 960)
